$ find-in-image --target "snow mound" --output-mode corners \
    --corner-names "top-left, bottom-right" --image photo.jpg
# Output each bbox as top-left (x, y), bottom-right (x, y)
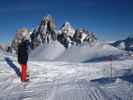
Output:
top-left (30, 41), bottom-right (126, 62)
top-left (56, 43), bottom-right (125, 62)
top-left (29, 41), bottom-right (66, 61)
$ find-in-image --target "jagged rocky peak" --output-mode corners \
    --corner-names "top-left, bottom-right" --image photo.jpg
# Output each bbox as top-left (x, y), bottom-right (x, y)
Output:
top-left (59, 21), bottom-right (75, 38)
top-left (8, 15), bottom-right (97, 53)
top-left (30, 15), bottom-right (57, 49)
top-left (73, 28), bottom-right (97, 45)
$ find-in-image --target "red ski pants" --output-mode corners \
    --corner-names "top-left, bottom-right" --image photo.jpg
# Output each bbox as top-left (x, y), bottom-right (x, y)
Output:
top-left (21, 64), bottom-right (27, 81)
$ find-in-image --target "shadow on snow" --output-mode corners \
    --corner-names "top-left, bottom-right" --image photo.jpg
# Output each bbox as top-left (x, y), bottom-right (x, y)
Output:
top-left (4, 57), bottom-right (21, 77)
top-left (91, 74), bottom-right (133, 85)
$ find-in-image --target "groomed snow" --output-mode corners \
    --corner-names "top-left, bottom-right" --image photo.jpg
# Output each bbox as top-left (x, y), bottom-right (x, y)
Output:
top-left (0, 51), bottom-right (133, 100)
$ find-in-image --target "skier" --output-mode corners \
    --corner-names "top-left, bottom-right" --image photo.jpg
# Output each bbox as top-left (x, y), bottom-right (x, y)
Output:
top-left (18, 38), bottom-right (29, 82)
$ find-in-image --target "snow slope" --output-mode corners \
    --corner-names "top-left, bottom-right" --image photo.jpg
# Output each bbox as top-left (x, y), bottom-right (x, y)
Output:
top-left (56, 43), bottom-right (126, 62)
top-left (0, 51), bottom-right (133, 100)
top-left (30, 41), bottom-right (126, 62)
top-left (29, 41), bottom-right (66, 61)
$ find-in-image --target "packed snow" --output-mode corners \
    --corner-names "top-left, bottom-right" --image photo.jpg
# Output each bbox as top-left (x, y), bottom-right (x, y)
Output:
top-left (0, 44), bottom-right (133, 100)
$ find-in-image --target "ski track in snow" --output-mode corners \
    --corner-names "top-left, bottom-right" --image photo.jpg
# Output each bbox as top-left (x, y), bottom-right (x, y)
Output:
top-left (0, 51), bottom-right (133, 100)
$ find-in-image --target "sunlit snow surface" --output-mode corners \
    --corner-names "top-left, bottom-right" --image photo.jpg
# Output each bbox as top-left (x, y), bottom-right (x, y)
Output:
top-left (0, 43), bottom-right (133, 100)
top-left (29, 41), bottom-right (126, 62)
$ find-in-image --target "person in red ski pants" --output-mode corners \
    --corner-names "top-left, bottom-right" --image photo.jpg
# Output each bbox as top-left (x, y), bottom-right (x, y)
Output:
top-left (18, 39), bottom-right (29, 82)
top-left (21, 64), bottom-right (27, 81)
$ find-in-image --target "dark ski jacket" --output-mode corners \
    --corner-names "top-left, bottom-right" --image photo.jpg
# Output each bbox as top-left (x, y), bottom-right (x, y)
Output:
top-left (18, 40), bottom-right (29, 64)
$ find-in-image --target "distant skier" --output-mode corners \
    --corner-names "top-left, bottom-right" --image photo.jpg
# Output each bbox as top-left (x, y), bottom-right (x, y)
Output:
top-left (18, 38), bottom-right (29, 82)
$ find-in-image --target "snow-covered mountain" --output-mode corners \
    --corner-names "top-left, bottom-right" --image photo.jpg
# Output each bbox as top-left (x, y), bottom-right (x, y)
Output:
top-left (0, 15), bottom-right (130, 63)
top-left (58, 21), bottom-right (75, 38)
top-left (111, 36), bottom-right (133, 53)
top-left (7, 15), bottom-right (97, 54)
top-left (0, 15), bottom-right (126, 63)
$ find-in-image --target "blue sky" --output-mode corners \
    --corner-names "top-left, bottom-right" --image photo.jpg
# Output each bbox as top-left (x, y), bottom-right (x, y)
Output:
top-left (0, 0), bottom-right (132, 44)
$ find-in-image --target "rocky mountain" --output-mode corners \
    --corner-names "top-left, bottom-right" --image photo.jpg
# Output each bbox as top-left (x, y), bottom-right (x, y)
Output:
top-left (9, 15), bottom-right (97, 53)
top-left (110, 36), bottom-right (133, 53)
